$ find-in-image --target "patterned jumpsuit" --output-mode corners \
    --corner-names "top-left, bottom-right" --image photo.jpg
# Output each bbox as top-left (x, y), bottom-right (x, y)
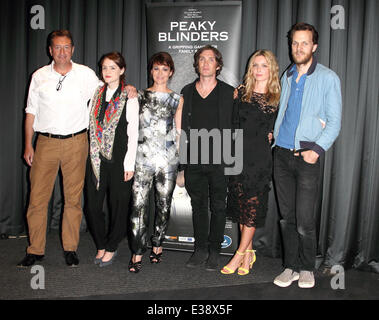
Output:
top-left (130, 90), bottom-right (180, 255)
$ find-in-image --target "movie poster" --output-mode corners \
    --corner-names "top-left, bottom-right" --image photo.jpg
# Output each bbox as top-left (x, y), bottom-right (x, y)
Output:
top-left (146, 1), bottom-right (242, 92)
top-left (146, 1), bottom-right (242, 255)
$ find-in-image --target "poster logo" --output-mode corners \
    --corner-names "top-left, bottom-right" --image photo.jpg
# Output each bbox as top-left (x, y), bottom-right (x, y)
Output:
top-left (179, 236), bottom-right (195, 243)
top-left (221, 235), bottom-right (232, 249)
top-left (158, 21), bottom-right (229, 42)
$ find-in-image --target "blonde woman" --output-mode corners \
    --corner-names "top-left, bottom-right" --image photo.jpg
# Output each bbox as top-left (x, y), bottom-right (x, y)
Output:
top-left (221, 50), bottom-right (280, 275)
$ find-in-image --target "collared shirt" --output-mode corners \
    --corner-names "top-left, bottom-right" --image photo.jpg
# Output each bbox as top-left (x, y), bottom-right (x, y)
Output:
top-left (25, 61), bottom-right (102, 135)
top-left (276, 65), bottom-right (307, 149)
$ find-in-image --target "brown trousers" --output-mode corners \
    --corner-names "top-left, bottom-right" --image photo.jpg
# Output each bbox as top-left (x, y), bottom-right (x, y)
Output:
top-left (26, 133), bottom-right (88, 255)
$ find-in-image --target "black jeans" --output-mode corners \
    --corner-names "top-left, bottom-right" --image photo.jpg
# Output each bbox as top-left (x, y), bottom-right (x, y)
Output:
top-left (184, 164), bottom-right (228, 253)
top-left (273, 147), bottom-right (321, 271)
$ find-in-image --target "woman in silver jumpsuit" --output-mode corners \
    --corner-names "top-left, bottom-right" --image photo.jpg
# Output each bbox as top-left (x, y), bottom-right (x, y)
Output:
top-left (129, 52), bottom-right (183, 273)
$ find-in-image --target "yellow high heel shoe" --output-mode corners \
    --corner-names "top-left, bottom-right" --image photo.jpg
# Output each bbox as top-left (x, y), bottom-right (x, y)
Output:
top-left (238, 249), bottom-right (256, 276)
top-left (220, 250), bottom-right (245, 274)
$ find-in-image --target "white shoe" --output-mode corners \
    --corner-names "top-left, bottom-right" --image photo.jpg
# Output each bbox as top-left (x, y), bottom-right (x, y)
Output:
top-left (273, 268), bottom-right (300, 287)
top-left (298, 271), bottom-right (315, 288)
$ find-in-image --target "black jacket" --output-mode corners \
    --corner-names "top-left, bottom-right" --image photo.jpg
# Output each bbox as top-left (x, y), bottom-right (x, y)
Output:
top-left (179, 79), bottom-right (235, 169)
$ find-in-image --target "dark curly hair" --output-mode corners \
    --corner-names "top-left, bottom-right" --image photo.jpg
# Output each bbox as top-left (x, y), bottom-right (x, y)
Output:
top-left (193, 45), bottom-right (223, 77)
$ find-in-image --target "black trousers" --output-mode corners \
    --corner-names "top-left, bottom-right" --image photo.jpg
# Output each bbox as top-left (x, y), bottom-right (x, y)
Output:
top-left (273, 147), bottom-right (321, 271)
top-left (184, 164), bottom-right (228, 253)
top-left (85, 159), bottom-right (132, 252)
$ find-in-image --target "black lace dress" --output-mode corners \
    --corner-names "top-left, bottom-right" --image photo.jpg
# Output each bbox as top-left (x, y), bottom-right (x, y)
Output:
top-left (227, 90), bottom-right (277, 228)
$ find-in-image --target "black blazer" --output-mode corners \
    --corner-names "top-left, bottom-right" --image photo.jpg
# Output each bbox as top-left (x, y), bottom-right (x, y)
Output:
top-left (179, 79), bottom-right (235, 169)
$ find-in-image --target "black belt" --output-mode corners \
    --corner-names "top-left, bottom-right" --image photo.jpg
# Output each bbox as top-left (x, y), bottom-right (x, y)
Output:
top-left (275, 145), bottom-right (309, 154)
top-left (39, 128), bottom-right (87, 139)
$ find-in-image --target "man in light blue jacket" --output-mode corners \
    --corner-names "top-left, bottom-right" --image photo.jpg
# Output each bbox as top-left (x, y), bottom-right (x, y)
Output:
top-left (273, 23), bottom-right (342, 289)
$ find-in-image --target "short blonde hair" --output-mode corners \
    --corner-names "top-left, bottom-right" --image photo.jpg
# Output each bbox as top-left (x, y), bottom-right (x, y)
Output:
top-left (242, 50), bottom-right (280, 107)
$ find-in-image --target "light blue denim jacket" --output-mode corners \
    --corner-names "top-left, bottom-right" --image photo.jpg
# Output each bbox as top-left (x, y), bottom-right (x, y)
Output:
top-left (273, 58), bottom-right (342, 155)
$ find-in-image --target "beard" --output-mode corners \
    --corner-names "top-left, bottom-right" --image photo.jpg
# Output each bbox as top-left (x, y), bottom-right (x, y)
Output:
top-left (292, 50), bottom-right (313, 65)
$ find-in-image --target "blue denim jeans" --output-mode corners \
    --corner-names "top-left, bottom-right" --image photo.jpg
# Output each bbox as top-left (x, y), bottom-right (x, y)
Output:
top-left (273, 146), bottom-right (321, 271)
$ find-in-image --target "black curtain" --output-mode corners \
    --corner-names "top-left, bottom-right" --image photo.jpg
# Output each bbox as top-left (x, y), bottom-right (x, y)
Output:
top-left (1, 0), bottom-right (378, 273)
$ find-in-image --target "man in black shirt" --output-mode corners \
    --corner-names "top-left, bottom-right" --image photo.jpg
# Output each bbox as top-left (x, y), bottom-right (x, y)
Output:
top-left (180, 45), bottom-right (234, 271)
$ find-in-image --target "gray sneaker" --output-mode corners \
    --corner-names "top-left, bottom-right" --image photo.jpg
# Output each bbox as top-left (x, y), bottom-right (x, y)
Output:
top-left (273, 268), bottom-right (300, 287)
top-left (298, 271), bottom-right (315, 288)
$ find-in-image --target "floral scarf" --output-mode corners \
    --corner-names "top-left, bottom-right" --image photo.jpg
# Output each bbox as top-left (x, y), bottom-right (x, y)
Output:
top-left (89, 83), bottom-right (128, 189)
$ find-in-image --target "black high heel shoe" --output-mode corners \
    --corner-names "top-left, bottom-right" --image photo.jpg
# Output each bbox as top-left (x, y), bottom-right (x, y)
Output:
top-left (149, 250), bottom-right (162, 264)
top-left (128, 258), bottom-right (142, 273)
